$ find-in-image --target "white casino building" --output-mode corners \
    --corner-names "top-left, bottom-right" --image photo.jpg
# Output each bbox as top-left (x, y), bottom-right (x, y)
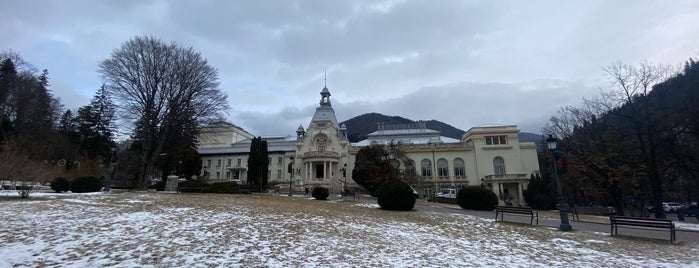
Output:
top-left (197, 85), bottom-right (540, 206)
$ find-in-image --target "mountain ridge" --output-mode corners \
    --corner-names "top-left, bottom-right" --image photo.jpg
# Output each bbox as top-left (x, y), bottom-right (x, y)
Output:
top-left (341, 112), bottom-right (541, 143)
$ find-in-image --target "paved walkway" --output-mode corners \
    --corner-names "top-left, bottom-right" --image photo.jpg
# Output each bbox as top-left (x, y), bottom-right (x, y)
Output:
top-left (411, 200), bottom-right (699, 243)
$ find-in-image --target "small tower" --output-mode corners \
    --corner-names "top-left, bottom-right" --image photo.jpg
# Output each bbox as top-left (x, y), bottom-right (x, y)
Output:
top-left (320, 86), bottom-right (331, 107)
top-left (296, 124), bottom-right (305, 141)
top-left (339, 123), bottom-right (348, 140)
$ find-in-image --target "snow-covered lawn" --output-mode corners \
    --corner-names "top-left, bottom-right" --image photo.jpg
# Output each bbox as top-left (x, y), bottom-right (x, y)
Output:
top-left (1, 192), bottom-right (697, 267)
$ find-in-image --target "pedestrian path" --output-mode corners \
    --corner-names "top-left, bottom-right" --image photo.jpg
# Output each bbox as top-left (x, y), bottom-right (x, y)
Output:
top-left (413, 201), bottom-right (699, 243)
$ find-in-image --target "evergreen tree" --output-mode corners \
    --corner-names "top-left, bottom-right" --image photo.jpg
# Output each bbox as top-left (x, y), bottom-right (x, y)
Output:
top-left (351, 144), bottom-right (398, 194)
top-left (74, 84), bottom-right (117, 159)
top-left (524, 173), bottom-right (556, 210)
top-left (247, 137), bottom-right (269, 188)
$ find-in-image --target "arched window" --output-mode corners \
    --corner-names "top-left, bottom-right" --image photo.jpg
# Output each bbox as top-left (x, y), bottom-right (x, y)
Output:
top-left (437, 158), bottom-right (449, 177)
top-left (405, 160), bottom-right (416, 177)
top-left (454, 158), bottom-right (465, 177)
top-left (493, 157), bottom-right (506, 175)
top-left (421, 159), bottom-right (432, 177)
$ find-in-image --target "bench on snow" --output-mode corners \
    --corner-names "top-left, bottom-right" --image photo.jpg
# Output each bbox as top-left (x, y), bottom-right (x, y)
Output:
top-left (495, 206), bottom-right (538, 225)
top-left (609, 216), bottom-right (675, 243)
top-left (342, 189), bottom-right (358, 201)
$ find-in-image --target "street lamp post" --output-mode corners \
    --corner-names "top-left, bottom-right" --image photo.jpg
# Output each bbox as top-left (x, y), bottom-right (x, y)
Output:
top-left (546, 134), bottom-right (572, 231)
top-left (288, 157), bottom-right (295, 196)
top-left (342, 163), bottom-right (347, 193)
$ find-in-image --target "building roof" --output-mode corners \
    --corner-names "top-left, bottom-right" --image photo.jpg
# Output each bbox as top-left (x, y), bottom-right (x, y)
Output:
top-left (197, 135), bottom-right (297, 155)
top-left (354, 122), bottom-right (460, 146)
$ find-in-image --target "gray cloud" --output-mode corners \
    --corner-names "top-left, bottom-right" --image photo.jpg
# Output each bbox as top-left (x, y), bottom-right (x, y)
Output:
top-left (1, 0), bottom-right (698, 139)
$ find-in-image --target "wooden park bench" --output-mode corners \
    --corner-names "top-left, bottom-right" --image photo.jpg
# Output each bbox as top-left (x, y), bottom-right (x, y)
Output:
top-left (342, 189), bottom-right (358, 201)
top-left (570, 206), bottom-right (615, 221)
top-left (495, 206), bottom-right (538, 225)
top-left (609, 216), bottom-right (676, 242)
top-left (177, 181), bottom-right (206, 193)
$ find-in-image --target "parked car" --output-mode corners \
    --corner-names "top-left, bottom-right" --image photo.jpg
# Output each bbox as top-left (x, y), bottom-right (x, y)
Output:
top-left (646, 202), bottom-right (682, 213)
top-left (410, 186), bottom-right (419, 199)
top-left (646, 205), bottom-right (656, 213)
top-left (680, 204), bottom-right (699, 217)
top-left (436, 188), bottom-right (457, 198)
top-left (663, 202), bottom-right (682, 213)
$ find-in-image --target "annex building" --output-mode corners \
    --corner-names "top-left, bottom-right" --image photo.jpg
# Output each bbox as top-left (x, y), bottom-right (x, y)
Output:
top-left (197, 85), bottom-right (540, 206)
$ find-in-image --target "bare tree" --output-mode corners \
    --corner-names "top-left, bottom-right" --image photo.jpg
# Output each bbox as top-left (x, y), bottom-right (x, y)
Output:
top-left (0, 137), bottom-right (56, 198)
top-left (98, 36), bottom-right (229, 188)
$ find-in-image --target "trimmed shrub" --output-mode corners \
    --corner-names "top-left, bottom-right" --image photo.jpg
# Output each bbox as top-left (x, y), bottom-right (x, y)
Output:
top-left (204, 181), bottom-right (240, 194)
top-left (50, 177), bottom-right (71, 193)
top-left (312, 186), bottom-right (329, 200)
top-left (240, 189), bottom-right (252, 194)
top-left (71, 176), bottom-right (102, 193)
top-left (177, 180), bottom-right (208, 193)
top-left (457, 186), bottom-right (498, 211)
top-left (376, 180), bottom-right (416, 211)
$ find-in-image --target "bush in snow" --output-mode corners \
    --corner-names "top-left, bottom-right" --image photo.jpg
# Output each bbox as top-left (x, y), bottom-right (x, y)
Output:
top-left (71, 176), bottom-right (102, 193)
top-left (312, 186), bottom-right (329, 200)
top-left (376, 180), bottom-right (415, 211)
top-left (50, 177), bottom-right (71, 193)
top-left (204, 181), bottom-right (240, 194)
top-left (457, 186), bottom-right (498, 211)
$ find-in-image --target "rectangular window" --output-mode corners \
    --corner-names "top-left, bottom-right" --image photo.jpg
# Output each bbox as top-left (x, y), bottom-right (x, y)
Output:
top-left (216, 172), bottom-right (220, 179)
top-left (217, 159), bottom-right (221, 167)
top-left (226, 171), bottom-right (231, 179)
top-left (406, 168), bottom-right (416, 177)
top-left (485, 135), bottom-right (507, 145)
top-left (421, 167), bottom-right (432, 177)
top-left (278, 157), bottom-right (283, 164)
top-left (317, 145), bottom-right (326, 152)
top-left (277, 170), bottom-right (282, 179)
top-left (237, 159), bottom-right (241, 166)
top-left (454, 167), bottom-right (465, 177)
top-left (227, 159), bottom-right (231, 167)
top-left (438, 167), bottom-right (448, 177)
top-left (495, 165), bottom-right (506, 175)
top-left (207, 160), bottom-right (211, 168)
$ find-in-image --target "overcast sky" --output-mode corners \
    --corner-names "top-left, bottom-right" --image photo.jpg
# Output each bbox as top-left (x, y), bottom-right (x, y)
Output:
top-left (2, 0), bottom-right (698, 137)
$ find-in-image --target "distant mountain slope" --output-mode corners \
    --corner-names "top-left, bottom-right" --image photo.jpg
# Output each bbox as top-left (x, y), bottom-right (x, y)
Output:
top-left (341, 113), bottom-right (464, 142)
top-left (341, 112), bottom-right (540, 144)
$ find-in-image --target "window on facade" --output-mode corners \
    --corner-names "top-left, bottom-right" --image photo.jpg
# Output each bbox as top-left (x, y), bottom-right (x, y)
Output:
top-left (485, 135), bottom-right (508, 145)
top-left (278, 157), bottom-right (283, 164)
top-left (493, 157), bottom-right (506, 175)
top-left (226, 171), bottom-right (231, 179)
top-left (437, 159), bottom-right (449, 177)
top-left (227, 159), bottom-right (231, 167)
top-left (421, 159), bottom-right (432, 177)
top-left (217, 159), bottom-right (221, 167)
top-left (405, 160), bottom-right (416, 177)
top-left (216, 172), bottom-right (220, 179)
top-left (277, 170), bottom-right (282, 179)
top-left (268, 157), bottom-right (271, 165)
top-left (237, 159), bottom-right (241, 166)
top-left (207, 160), bottom-right (211, 168)
top-left (454, 158), bottom-right (465, 177)
top-left (315, 135), bottom-right (328, 152)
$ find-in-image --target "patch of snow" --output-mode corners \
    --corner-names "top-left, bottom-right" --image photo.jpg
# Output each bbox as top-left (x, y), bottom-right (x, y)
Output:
top-left (0, 193), bottom-right (697, 267)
